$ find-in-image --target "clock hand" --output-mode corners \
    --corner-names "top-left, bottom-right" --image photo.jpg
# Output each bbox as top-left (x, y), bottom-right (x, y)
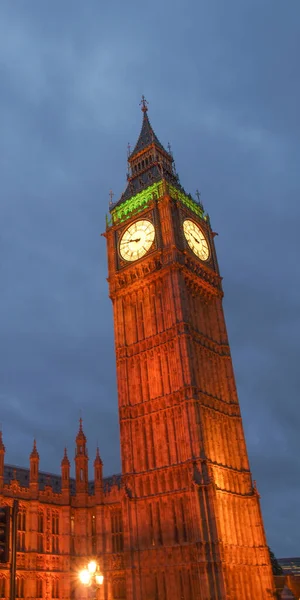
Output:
top-left (120, 238), bottom-right (141, 245)
top-left (192, 234), bottom-right (200, 244)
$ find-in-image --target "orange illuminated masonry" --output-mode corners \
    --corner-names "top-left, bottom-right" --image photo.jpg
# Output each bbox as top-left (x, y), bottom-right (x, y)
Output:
top-left (0, 101), bottom-right (276, 600)
top-left (0, 506), bottom-right (9, 564)
top-left (104, 100), bottom-right (275, 599)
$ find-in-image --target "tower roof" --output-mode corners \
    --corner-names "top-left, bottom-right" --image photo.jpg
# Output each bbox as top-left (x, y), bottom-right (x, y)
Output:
top-left (30, 439), bottom-right (39, 460)
top-left (129, 97), bottom-right (167, 159)
top-left (113, 97), bottom-right (184, 208)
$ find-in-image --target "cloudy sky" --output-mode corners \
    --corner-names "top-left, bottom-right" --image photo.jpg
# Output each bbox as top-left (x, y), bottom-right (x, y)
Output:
top-left (0, 0), bottom-right (299, 558)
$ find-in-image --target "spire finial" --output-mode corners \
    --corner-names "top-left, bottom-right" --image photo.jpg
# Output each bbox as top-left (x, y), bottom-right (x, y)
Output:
top-left (109, 190), bottom-right (114, 207)
top-left (195, 189), bottom-right (201, 201)
top-left (61, 446), bottom-right (70, 467)
top-left (140, 95), bottom-right (148, 113)
top-left (79, 417), bottom-right (83, 432)
top-left (30, 438), bottom-right (39, 459)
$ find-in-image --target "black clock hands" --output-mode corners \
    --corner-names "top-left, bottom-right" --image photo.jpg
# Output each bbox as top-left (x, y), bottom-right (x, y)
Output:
top-left (120, 237), bottom-right (141, 245)
top-left (191, 233), bottom-right (201, 244)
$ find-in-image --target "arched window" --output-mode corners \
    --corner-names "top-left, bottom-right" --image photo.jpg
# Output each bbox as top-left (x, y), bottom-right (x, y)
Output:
top-left (16, 577), bottom-right (24, 599)
top-left (17, 508), bottom-right (26, 551)
top-left (112, 578), bottom-right (126, 600)
top-left (111, 509), bottom-right (123, 553)
top-left (52, 578), bottom-right (59, 599)
top-left (52, 511), bottom-right (59, 554)
top-left (0, 577), bottom-right (6, 599)
top-left (70, 514), bottom-right (75, 554)
top-left (91, 514), bottom-right (96, 553)
top-left (36, 578), bottom-right (43, 599)
top-left (37, 510), bottom-right (44, 552)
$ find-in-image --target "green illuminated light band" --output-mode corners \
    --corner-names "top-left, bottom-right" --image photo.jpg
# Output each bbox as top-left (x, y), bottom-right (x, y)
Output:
top-left (111, 182), bottom-right (162, 225)
top-left (168, 183), bottom-right (206, 221)
top-left (106, 180), bottom-right (208, 227)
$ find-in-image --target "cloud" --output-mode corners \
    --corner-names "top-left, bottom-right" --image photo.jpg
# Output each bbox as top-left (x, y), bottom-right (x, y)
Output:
top-left (0, 0), bottom-right (299, 557)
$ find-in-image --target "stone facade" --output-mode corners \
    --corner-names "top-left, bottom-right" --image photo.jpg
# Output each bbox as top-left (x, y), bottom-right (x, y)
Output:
top-left (0, 104), bottom-right (276, 599)
top-left (0, 425), bottom-right (125, 600)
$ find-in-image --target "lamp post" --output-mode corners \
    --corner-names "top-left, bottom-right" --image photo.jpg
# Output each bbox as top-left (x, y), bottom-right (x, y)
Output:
top-left (79, 560), bottom-right (104, 600)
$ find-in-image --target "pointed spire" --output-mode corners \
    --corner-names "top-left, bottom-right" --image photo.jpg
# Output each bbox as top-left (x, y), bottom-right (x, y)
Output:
top-left (30, 439), bottom-right (39, 485)
top-left (94, 446), bottom-right (103, 466)
top-left (0, 431), bottom-right (5, 452)
top-left (0, 431), bottom-right (5, 487)
top-left (94, 446), bottom-right (103, 494)
top-left (76, 417), bottom-right (87, 444)
top-left (61, 447), bottom-right (70, 491)
top-left (61, 447), bottom-right (70, 466)
top-left (113, 100), bottom-right (186, 207)
top-left (30, 439), bottom-right (39, 459)
top-left (129, 98), bottom-right (168, 160)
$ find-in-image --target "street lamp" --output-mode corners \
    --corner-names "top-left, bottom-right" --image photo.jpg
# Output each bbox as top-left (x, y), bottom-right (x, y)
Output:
top-left (79, 560), bottom-right (104, 599)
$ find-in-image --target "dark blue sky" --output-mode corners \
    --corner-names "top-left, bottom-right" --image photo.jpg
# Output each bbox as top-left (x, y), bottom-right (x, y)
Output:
top-left (0, 0), bottom-right (299, 557)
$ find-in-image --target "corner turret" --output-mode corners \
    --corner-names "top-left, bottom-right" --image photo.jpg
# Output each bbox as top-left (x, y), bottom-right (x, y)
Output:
top-left (61, 448), bottom-right (70, 491)
top-left (75, 419), bottom-right (88, 495)
top-left (94, 447), bottom-right (103, 499)
top-left (30, 439), bottom-right (39, 484)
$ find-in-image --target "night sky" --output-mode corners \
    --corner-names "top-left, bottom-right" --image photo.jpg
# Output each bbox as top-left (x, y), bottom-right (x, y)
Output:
top-left (1, 1), bottom-right (299, 558)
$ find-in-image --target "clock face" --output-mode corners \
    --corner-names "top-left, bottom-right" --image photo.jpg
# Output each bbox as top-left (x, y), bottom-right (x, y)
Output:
top-left (183, 219), bottom-right (210, 261)
top-left (119, 220), bottom-right (155, 262)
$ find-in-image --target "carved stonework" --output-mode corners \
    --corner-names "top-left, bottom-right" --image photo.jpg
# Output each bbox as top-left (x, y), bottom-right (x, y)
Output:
top-left (0, 105), bottom-right (275, 600)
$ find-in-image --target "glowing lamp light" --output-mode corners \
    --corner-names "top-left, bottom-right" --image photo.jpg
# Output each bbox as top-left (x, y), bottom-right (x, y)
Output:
top-left (95, 575), bottom-right (104, 585)
top-left (79, 569), bottom-right (90, 585)
top-left (88, 561), bottom-right (97, 574)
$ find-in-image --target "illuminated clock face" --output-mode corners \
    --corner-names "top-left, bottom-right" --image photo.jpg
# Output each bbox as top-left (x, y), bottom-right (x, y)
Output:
top-left (183, 219), bottom-right (210, 261)
top-left (119, 220), bottom-right (155, 262)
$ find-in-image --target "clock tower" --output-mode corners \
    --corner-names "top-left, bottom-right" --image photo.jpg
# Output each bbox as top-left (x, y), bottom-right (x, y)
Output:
top-left (105, 99), bottom-right (274, 600)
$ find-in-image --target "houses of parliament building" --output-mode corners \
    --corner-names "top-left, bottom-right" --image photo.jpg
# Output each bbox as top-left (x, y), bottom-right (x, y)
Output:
top-left (0, 100), bottom-right (276, 599)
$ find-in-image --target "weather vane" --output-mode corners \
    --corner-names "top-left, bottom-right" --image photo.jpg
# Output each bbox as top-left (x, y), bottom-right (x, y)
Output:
top-left (140, 95), bottom-right (149, 113)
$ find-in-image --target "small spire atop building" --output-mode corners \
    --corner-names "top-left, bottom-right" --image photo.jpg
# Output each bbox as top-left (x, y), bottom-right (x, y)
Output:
top-left (30, 438), bottom-right (39, 485)
top-left (75, 418), bottom-right (89, 494)
top-left (94, 446), bottom-right (103, 493)
top-left (0, 431), bottom-right (5, 452)
top-left (61, 447), bottom-right (70, 466)
top-left (61, 447), bottom-right (70, 491)
top-left (76, 417), bottom-right (87, 444)
top-left (0, 431), bottom-right (5, 486)
top-left (94, 446), bottom-right (103, 466)
top-left (30, 439), bottom-right (39, 459)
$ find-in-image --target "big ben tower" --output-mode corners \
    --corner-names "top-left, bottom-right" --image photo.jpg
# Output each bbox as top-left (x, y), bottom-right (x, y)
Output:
top-left (105, 99), bottom-right (275, 600)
